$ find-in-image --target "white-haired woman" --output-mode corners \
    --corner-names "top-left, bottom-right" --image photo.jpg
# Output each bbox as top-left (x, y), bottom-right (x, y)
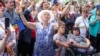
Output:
top-left (17, 5), bottom-right (59, 55)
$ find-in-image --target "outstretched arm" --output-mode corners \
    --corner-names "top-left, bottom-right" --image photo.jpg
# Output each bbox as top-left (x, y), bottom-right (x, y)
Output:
top-left (19, 11), bottom-right (36, 30)
top-left (16, 1), bottom-right (36, 30)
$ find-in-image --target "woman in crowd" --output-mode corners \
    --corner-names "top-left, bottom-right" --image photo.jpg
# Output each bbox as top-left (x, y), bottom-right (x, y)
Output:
top-left (67, 27), bottom-right (94, 55)
top-left (60, 2), bottom-right (75, 36)
top-left (53, 21), bottom-right (70, 56)
top-left (36, 0), bottom-right (50, 12)
top-left (89, 5), bottom-right (100, 53)
top-left (72, 4), bottom-right (81, 21)
top-left (16, 4), bottom-right (59, 55)
top-left (74, 6), bottom-right (89, 38)
top-left (0, 0), bottom-right (16, 56)
top-left (0, 1), bottom-right (11, 51)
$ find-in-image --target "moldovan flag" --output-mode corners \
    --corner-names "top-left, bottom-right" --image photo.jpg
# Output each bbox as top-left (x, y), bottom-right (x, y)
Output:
top-left (13, 24), bottom-right (19, 33)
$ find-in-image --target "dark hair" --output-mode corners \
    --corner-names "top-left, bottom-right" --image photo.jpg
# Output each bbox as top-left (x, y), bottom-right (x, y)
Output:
top-left (72, 27), bottom-right (80, 34)
top-left (41, 2), bottom-right (49, 9)
top-left (0, 0), bottom-right (5, 7)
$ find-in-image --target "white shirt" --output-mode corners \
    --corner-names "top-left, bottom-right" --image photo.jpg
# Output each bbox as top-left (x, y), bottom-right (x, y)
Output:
top-left (0, 17), bottom-right (16, 56)
top-left (75, 16), bottom-right (89, 37)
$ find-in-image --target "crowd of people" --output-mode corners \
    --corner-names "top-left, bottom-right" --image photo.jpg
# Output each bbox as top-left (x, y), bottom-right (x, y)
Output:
top-left (0, 0), bottom-right (100, 56)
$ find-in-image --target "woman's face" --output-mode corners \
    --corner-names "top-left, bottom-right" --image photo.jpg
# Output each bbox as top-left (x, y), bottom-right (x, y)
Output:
top-left (82, 11), bottom-right (88, 17)
top-left (6, 0), bottom-right (15, 9)
top-left (75, 6), bottom-right (80, 12)
top-left (73, 30), bottom-right (80, 36)
top-left (42, 2), bottom-right (50, 10)
top-left (89, 2), bottom-right (94, 9)
top-left (42, 12), bottom-right (50, 22)
top-left (0, 2), bottom-right (5, 15)
top-left (58, 26), bottom-right (65, 34)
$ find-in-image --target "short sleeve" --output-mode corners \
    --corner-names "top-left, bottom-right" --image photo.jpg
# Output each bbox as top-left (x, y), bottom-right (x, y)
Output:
top-left (75, 17), bottom-right (81, 24)
top-left (67, 34), bottom-right (73, 39)
top-left (53, 34), bottom-right (60, 41)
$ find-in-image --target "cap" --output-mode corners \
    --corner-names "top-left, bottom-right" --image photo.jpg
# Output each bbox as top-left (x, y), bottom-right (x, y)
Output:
top-left (96, 5), bottom-right (100, 10)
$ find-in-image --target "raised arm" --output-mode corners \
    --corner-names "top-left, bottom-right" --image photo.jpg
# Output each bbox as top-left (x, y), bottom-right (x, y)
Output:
top-left (19, 10), bottom-right (36, 30)
top-left (16, 5), bottom-right (36, 30)
top-left (60, 2), bottom-right (72, 18)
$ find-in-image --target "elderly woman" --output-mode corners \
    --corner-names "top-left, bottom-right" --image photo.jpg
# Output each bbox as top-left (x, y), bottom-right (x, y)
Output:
top-left (0, 0), bottom-right (16, 56)
top-left (17, 4), bottom-right (59, 55)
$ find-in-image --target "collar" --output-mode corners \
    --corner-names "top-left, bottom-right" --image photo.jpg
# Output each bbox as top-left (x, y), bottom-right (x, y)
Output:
top-left (5, 8), bottom-right (14, 13)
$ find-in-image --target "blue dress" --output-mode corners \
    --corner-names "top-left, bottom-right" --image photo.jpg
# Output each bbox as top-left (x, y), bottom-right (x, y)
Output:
top-left (33, 22), bottom-right (55, 56)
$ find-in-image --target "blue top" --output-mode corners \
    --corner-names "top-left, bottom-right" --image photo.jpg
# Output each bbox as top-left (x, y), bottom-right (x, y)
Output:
top-left (89, 8), bottom-right (100, 37)
top-left (34, 22), bottom-right (55, 56)
top-left (4, 9), bottom-right (20, 25)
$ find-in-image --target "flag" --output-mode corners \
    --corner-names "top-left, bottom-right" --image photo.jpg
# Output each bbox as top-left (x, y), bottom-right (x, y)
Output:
top-left (13, 24), bottom-right (19, 33)
top-left (16, 19), bottom-right (25, 31)
top-left (53, 0), bottom-right (58, 4)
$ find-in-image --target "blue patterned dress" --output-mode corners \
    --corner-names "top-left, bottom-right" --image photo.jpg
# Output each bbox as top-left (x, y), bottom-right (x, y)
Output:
top-left (33, 22), bottom-right (55, 56)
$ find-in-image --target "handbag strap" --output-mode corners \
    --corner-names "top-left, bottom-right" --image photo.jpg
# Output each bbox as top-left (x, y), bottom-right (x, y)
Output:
top-left (82, 19), bottom-right (88, 31)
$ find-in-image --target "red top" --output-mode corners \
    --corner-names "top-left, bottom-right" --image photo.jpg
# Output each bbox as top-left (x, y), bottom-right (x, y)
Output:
top-left (29, 15), bottom-right (36, 39)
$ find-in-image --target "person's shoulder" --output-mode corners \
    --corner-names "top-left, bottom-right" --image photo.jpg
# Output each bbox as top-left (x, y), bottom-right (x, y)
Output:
top-left (67, 33), bottom-right (74, 38)
top-left (76, 16), bottom-right (82, 20)
top-left (35, 22), bottom-right (43, 29)
top-left (53, 34), bottom-right (59, 40)
top-left (53, 34), bottom-right (59, 37)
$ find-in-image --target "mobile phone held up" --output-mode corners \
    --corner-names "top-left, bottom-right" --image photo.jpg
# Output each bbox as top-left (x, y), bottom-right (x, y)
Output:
top-left (5, 18), bottom-right (10, 30)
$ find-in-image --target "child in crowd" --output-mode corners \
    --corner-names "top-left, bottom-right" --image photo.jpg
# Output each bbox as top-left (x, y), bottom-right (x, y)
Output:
top-left (53, 21), bottom-right (70, 56)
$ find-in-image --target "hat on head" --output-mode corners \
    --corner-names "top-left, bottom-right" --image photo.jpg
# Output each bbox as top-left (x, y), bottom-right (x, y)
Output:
top-left (96, 5), bottom-right (100, 10)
